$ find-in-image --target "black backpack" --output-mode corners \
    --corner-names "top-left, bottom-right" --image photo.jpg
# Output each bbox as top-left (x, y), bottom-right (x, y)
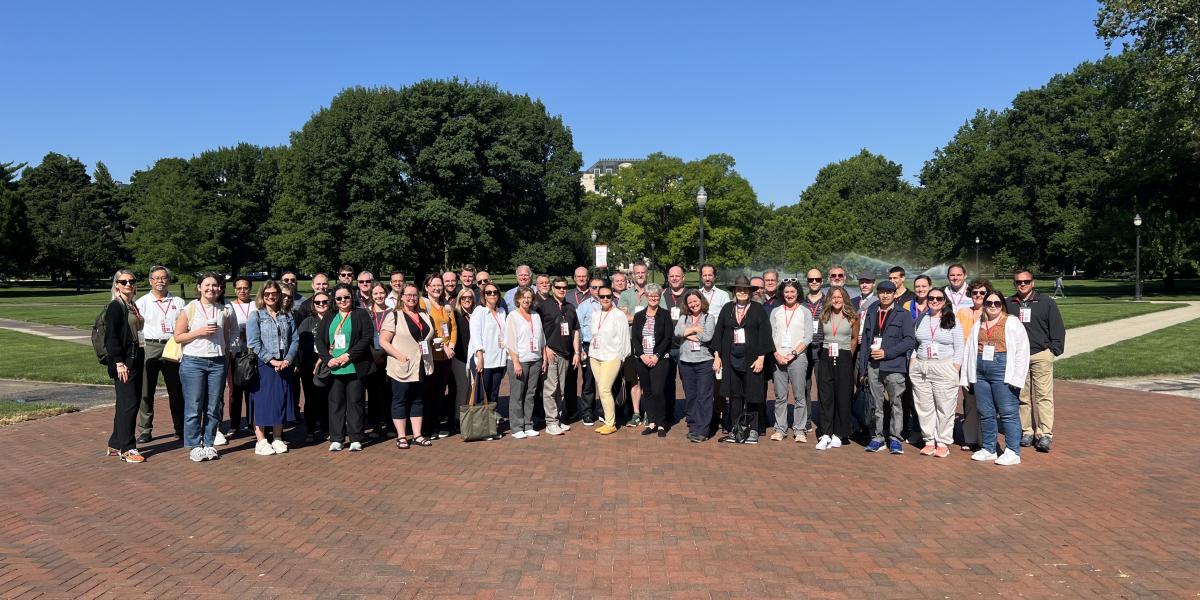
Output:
top-left (91, 305), bottom-right (110, 364)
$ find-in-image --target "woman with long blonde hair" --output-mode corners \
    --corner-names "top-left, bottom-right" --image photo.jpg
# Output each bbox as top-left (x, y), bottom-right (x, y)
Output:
top-left (104, 269), bottom-right (146, 462)
top-left (815, 286), bottom-right (859, 450)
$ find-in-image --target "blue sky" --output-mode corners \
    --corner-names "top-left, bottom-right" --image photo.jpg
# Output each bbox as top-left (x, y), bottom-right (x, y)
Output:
top-left (2, 1), bottom-right (1110, 206)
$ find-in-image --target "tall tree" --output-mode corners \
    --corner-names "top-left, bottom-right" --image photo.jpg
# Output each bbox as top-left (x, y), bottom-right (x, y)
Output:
top-left (124, 158), bottom-right (215, 274)
top-left (20, 153), bottom-right (118, 281)
top-left (190, 143), bottom-right (284, 276)
top-left (0, 162), bottom-right (32, 278)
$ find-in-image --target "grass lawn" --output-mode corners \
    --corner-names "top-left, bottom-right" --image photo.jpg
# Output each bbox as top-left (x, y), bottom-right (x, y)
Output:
top-left (1057, 302), bottom-right (1187, 329)
top-left (0, 330), bottom-right (111, 385)
top-left (1057, 318), bottom-right (1200, 379)
top-left (0, 401), bottom-right (79, 427)
top-left (0, 305), bottom-right (105, 329)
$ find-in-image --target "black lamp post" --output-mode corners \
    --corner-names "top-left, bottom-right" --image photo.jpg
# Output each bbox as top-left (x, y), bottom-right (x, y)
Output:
top-left (1134, 213), bottom-right (1143, 301)
top-left (974, 236), bottom-right (980, 275)
top-left (697, 186), bottom-right (708, 266)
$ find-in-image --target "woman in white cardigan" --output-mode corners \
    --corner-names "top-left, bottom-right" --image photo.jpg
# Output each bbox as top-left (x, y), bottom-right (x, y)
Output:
top-left (960, 290), bottom-right (1030, 466)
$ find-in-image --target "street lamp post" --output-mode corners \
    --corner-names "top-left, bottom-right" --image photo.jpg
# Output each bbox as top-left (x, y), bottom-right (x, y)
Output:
top-left (1134, 213), bottom-right (1143, 301)
top-left (974, 236), bottom-right (980, 275)
top-left (696, 186), bottom-right (708, 267)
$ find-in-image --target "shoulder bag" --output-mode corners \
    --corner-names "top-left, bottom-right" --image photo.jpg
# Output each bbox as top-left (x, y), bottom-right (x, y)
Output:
top-left (458, 369), bottom-right (497, 442)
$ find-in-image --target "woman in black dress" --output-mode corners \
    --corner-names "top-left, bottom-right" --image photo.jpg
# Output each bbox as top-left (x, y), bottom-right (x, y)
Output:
top-left (712, 276), bottom-right (772, 444)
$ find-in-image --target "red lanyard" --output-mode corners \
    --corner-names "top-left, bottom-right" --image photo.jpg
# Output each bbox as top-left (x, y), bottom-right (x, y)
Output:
top-left (735, 303), bottom-right (748, 326)
top-left (596, 308), bottom-right (613, 333)
top-left (490, 309), bottom-right (504, 333)
top-left (982, 315), bottom-right (1001, 341)
top-left (520, 311), bottom-right (535, 349)
top-left (404, 310), bottom-right (426, 336)
top-left (373, 309), bottom-right (387, 331)
top-left (234, 301), bottom-right (251, 321)
top-left (200, 301), bottom-right (217, 321)
top-left (154, 297), bottom-right (175, 318)
top-left (829, 314), bottom-right (843, 339)
top-left (926, 315), bottom-right (939, 341)
top-left (783, 304), bottom-right (799, 329)
top-left (877, 307), bottom-right (891, 332)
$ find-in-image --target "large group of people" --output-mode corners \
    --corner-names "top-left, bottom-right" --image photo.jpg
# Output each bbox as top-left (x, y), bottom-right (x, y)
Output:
top-left (101, 260), bottom-right (1065, 468)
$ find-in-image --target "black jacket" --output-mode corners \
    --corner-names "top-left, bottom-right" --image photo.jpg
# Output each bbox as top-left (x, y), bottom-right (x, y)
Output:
top-left (858, 303), bottom-right (916, 374)
top-left (1006, 290), bottom-right (1066, 356)
top-left (712, 301), bottom-right (772, 369)
top-left (104, 298), bottom-right (142, 378)
top-left (315, 308), bottom-right (374, 379)
top-left (630, 307), bottom-right (673, 359)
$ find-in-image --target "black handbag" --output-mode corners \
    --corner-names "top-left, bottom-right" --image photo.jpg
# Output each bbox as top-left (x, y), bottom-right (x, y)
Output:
top-left (233, 349), bottom-right (258, 387)
top-left (313, 362), bottom-right (332, 387)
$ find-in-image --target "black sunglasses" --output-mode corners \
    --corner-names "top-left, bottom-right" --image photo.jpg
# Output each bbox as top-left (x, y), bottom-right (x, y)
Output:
top-left (335, 296), bottom-right (352, 301)
top-left (829, 274), bottom-right (845, 279)
top-left (553, 285), bottom-right (568, 289)
top-left (927, 296), bottom-right (946, 302)
top-left (483, 290), bottom-right (498, 296)
top-left (116, 279), bottom-right (136, 285)
top-left (971, 290), bottom-right (987, 296)
top-left (313, 300), bottom-right (329, 306)
top-left (984, 300), bottom-right (1004, 308)
top-left (1014, 279), bottom-right (1032, 285)
top-left (807, 278), bottom-right (822, 283)
top-left (598, 294), bottom-right (613, 300)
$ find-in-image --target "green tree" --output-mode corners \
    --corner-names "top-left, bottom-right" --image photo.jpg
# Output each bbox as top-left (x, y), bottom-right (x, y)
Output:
top-left (0, 161), bottom-right (32, 278)
top-left (20, 153), bottom-right (119, 281)
top-left (124, 158), bottom-right (216, 274)
top-left (190, 143), bottom-right (284, 276)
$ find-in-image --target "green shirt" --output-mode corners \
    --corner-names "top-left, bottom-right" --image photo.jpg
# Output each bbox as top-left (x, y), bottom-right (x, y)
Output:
top-left (328, 314), bottom-right (356, 376)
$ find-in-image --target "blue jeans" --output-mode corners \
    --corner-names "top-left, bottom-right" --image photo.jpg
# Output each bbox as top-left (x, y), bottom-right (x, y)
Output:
top-left (974, 351), bottom-right (1021, 454)
top-left (180, 355), bottom-right (227, 448)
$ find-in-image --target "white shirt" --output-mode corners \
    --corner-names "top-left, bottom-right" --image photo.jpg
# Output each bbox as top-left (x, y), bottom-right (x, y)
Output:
top-left (944, 285), bottom-right (974, 311)
top-left (700, 286), bottom-right (730, 318)
top-left (503, 310), bottom-right (544, 363)
top-left (589, 306), bottom-right (630, 362)
top-left (135, 292), bottom-right (185, 342)
top-left (180, 300), bottom-right (233, 358)
top-left (467, 306), bottom-right (509, 369)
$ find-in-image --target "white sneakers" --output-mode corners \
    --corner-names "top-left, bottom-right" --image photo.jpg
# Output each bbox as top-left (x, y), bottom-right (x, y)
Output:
top-left (512, 430), bottom-right (528, 440)
top-left (971, 449), bottom-right (998, 462)
top-left (815, 435), bottom-right (831, 450)
top-left (995, 448), bottom-right (1021, 466)
top-left (525, 429), bottom-right (540, 438)
top-left (546, 424), bottom-right (564, 435)
top-left (349, 442), bottom-right (363, 452)
top-left (189, 447), bottom-right (207, 462)
top-left (328, 441), bottom-right (343, 452)
top-left (815, 435), bottom-right (843, 450)
top-left (559, 423), bottom-right (571, 432)
top-left (271, 440), bottom-right (288, 454)
top-left (213, 430), bottom-right (228, 446)
top-left (828, 435), bottom-right (842, 448)
top-left (255, 439), bottom-right (275, 455)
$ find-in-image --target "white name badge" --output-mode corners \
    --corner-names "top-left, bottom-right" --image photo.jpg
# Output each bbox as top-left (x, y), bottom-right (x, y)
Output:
top-left (871, 337), bottom-right (883, 350)
top-left (137, 331), bottom-right (145, 347)
top-left (634, 305), bottom-right (645, 313)
top-left (418, 340), bottom-right (431, 355)
top-left (643, 334), bottom-right (655, 353)
top-left (1020, 308), bottom-right (1031, 323)
top-left (733, 328), bottom-right (746, 344)
top-left (334, 333), bottom-right (347, 350)
top-left (927, 346), bottom-right (939, 359)
top-left (560, 322), bottom-right (570, 336)
top-left (441, 323), bottom-right (450, 337)
top-left (982, 344), bottom-right (996, 361)
top-left (690, 340), bottom-right (700, 351)
top-left (160, 321), bottom-right (173, 334)
top-left (781, 336), bottom-right (792, 349)
top-left (529, 339), bottom-right (538, 352)
top-left (670, 307), bottom-right (680, 321)
top-left (828, 342), bottom-right (839, 357)
top-left (812, 320), bottom-right (820, 334)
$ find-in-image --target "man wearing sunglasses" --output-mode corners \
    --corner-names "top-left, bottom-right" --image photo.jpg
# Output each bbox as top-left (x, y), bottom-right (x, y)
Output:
top-left (536, 276), bottom-right (580, 435)
top-left (822, 265), bottom-right (860, 301)
top-left (1007, 270), bottom-right (1065, 453)
top-left (337, 265), bottom-right (355, 287)
top-left (281, 271), bottom-right (305, 305)
top-left (800, 269), bottom-right (826, 431)
top-left (355, 271), bottom-right (374, 309)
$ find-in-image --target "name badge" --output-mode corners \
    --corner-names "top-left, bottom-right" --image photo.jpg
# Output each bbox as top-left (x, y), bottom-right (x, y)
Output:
top-left (981, 344), bottom-right (996, 361)
top-left (137, 331), bottom-right (145, 347)
top-left (334, 333), bottom-right (347, 350)
top-left (781, 336), bottom-right (792, 349)
top-left (1020, 308), bottom-right (1031, 323)
top-left (419, 340), bottom-right (431, 355)
top-left (927, 346), bottom-right (939, 359)
top-left (441, 323), bottom-right (450, 337)
top-left (373, 332), bottom-right (381, 351)
top-left (161, 321), bottom-right (173, 334)
top-left (812, 320), bottom-right (820, 335)
top-left (871, 337), bottom-right (882, 350)
top-left (733, 328), bottom-right (745, 344)
top-left (670, 306), bottom-right (680, 320)
top-left (642, 334), bottom-right (655, 354)
top-left (529, 338), bottom-right (538, 352)
top-left (690, 340), bottom-right (700, 351)
top-left (560, 322), bottom-right (570, 336)
top-left (828, 342), bottom-right (839, 357)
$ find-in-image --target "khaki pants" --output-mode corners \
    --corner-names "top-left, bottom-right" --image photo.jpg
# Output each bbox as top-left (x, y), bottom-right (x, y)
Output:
top-left (590, 357), bottom-right (622, 427)
top-left (541, 353), bottom-right (570, 427)
top-left (1020, 349), bottom-right (1055, 437)
top-left (911, 358), bottom-right (959, 445)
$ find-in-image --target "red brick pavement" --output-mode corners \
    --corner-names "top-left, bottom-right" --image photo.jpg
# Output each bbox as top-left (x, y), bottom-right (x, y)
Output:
top-left (0, 381), bottom-right (1197, 599)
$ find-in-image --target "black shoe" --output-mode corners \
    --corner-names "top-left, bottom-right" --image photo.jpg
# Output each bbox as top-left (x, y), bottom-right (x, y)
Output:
top-left (657, 428), bottom-right (667, 438)
top-left (136, 432), bottom-right (152, 444)
top-left (1035, 436), bottom-right (1052, 453)
top-left (718, 434), bottom-right (738, 444)
top-left (1019, 434), bottom-right (1034, 447)
top-left (640, 427), bottom-right (655, 436)
top-left (686, 433), bottom-right (700, 443)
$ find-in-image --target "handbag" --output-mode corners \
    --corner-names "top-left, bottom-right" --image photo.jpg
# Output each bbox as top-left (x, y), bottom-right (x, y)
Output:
top-left (161, 303), bottom-right (194, 363)
top-left (233, 349), bottom-right (258, 387)
top-left (458, 369), bottom-right (497, 442)
top-left (313, 362), bottom-right (332, 388)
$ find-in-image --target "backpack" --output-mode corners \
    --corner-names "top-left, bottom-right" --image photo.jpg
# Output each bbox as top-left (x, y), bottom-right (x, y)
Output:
top-left (91, 305), bottom-right (111, 364)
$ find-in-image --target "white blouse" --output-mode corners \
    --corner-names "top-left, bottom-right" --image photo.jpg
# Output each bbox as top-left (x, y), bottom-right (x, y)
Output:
top-left (589, 306), bottom-right (630, 362)
top-left (503, 310), bottom-right (545, 363)
top-left (467, 306), bottom-right (509, 369)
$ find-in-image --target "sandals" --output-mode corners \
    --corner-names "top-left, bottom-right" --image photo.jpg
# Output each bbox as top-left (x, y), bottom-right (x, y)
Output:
top-left (396, 438), bottom-right (410, 450)
top-left (413, 436), bottom-right (433, 447)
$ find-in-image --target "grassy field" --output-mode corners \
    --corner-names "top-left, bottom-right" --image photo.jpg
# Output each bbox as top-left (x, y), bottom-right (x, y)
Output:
top-left (1057, 318), bottom-right (1200, 380)
top-left (0, 329), bottom-right (111, 385)
top-left (1058, 302), bottom-right (1186, 329)
top-left (0, 401), bottom-right (79, 427)
top-left (0, 305), bottom-right (105, 329)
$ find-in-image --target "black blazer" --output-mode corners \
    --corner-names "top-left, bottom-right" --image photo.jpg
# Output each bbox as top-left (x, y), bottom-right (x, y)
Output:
top-left (315, 308), bottom-right (374, 379)
top-left (103, 298), bottom-right (141, 377)
top-left (630, 307), bottom-right (672, 359)
top-left (713, 301), bottom-right (772, 366)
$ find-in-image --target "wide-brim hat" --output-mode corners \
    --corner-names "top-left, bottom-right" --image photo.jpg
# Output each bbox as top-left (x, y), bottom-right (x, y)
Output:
top-left (730, 275), bottom-right (760, 292)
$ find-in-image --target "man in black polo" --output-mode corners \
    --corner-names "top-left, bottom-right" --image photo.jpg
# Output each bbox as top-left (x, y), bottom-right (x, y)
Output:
top-left (1007, 270), bottom-right (1066, 453)
top-left (537, 276), bottom-right (580, 435)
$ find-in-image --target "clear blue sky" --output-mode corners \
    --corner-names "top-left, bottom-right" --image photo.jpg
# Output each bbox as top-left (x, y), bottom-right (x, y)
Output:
top-left (2, 1), bottom-right (1110, 206)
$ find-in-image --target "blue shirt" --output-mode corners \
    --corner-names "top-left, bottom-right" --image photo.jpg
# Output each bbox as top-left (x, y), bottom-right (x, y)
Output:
top-left (576, 296), bottom-right (601, 344)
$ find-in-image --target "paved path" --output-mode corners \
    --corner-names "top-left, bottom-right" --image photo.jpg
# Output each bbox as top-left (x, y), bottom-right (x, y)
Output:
top-left (0, 382), bottom-right (1197, 598)
top-left (0, 317), bottom-right (92, 345)
top-left (0, 379), bottom-right (114, 409)
top-left (1079, 374), bottom-right (1200, 400)
top-left (1061, 301), bottom-right (1200, 359)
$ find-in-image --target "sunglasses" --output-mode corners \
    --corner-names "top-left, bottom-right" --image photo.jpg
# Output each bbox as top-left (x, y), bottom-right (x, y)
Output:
top-left (313, 300), bottom-right (329, 306)
top-left (335, 296), bottom-right (352, 302)
top-left (971, 290), bottom-right (987, 296)
top-left (927, 296), bottom-right (946, 302)
top-left (483, 290), bottom-right (498, 296)
top-left (358, 279), bottom-right (373, 284)
top-left (339, 272), bottom-right (353, 277)
top-left (116, 279), bottom-right (136, 286)
top-left (282, 279), bottom-right (296, 283)
top-left (830, 274), bottom-right (845, 279)
top-left (1014, 279), bottom-right (1032, 285)
top-left (598, 294), bottom-right (613, 300)
top-left (807, 278), bottom-right (822, 283)
top-left (984, 300), bottom-right (1004, 308)
top-left (553, 285), bottom-right (568, 290)
top-left (589, 285), bottom-right (600, 289)
top-left (263, 291), bottom-right (279, 297)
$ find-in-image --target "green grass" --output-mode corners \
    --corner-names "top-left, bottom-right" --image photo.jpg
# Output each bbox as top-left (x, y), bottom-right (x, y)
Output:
top-left (1057, 318), bottom-right (1200, 379)
top-left (0, 305), bottom-right (105, 329)
top-left (0, 401), bottom-right (79, 427)
top-left (0, 329), bottom-right (111, 385)
top-left (1058, 302), bottom-right (1187, 329)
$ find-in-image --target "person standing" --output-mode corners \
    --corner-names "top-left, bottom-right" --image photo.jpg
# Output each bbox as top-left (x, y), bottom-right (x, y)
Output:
top-left (367, 283), bottom-right (394, 438)
top-left (588, 285), bottom-right (629, 435)
top-left (910, 289), bottom-right (963, 458)
top-left (761, 269), bottom-right (782, 312)
top-left (962, 290), bottom-right (1030, 466)
top-left (504, 288), bottom-right (546, 439)
top-left (173, 273), bottom-right (236, 462)
top-left (468, 283), bottom-right (508, 414)
top-left (944, 264), bottom-right (974, 311)
top-left (380, 284), bottom-right (436, 448)
top-left (537, 277), bottom-right (579, 435)
top-left (297, 291), bottom-right (331, 443)
top-left (225, 276), bottom-right (256, 438)
top-left (104, 269), bottom-right (147, 463)
top-left (858, 280), bottom-right (916, 455)
top-left (801, 269), bottom-right (825, 431)
top-left (815, 287), bottom-right (859, 450)
top-left (659, 265), bottom-right (689, 424)
top-left (503, 265), bottom-right (534, 308)
top-left (245, 280), bottom-right (300, 456)
top-left (298, 272), bottom-right (330, 315)
top-left (631, 284), bottom-right (672, 437)
top-left (1007, 270), bottom-right (1065, 453)
top-left (355, 271), bottom-right (375, 309)
top-left (567, 266), bottom-right (591, 307)
top-left (823, 265), bottom-right (860, 300)
top-left (955, 279), bottom-right (993, 451)
top-left (888, 266), bottom-right (916, 307)
top-left (713, 276), bottom-right (771, 444)
top-left (699, 264), bottom-right (730, 434)
top-left (316, 284), bottom-right (374, 452)
top-left (134, 265), bottom-right (186, 443)
top-left (769, 281), bottom-right (812, 442)
top-left (619, 262), bottom-right (651, 425)
top-left (442, 270), bottom-right (460, 300)
top-left (450, 289), bottom-right (475, 420)
top-left (675, 290), bottom-right (716, 442)
top-left (575, 278), bottom-right (603, 425)
top-left (281, 271), bottom-right (304, 305)
top-left (852, 272), bottom-right (878, 312)
top-left (420, 274), bottom-right (457, 438)
top-left (337, 265), bottom-right (355, 287)
top-left (384, 271), bottom-right (406, 309)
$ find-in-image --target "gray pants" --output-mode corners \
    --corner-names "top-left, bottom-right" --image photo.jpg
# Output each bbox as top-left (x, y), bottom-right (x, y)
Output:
top-left (772, 355), bottom-right (809, 434)
top-left (508, 359), bottom-right (542, 433)
top-left (867, 366), bottom-right (906, 442)
top-left (541, 353), bottom-right (570, 427)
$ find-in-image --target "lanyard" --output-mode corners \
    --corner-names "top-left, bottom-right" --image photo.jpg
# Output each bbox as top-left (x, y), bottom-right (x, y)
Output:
top-left (404, 309), bottom-right (426, 336)
top-left (332, 312), bottom-right (350, 341)
top-left (926, 314), bottom-right (939, 342)
top-left (702, 288), bottom-right (715, 302)
top-left (199, 301), bottom-right (217, 322)
top-left (949, 287), bottom-right (966, 308)
top-left (829, 314), bottom-right (843, 339)
top-left (783, 304), bottom-right (799, 329)
top-left (154, 296), bottom-right (175, 318)
top-left (490, 309), bottom-right (505, 333)
top-left (234, 301), bottom-right (251, 322)
top-left (373, 309), bottom-right (387, 332)
top-left (573, 289), bottom-right (587, 304)
top-left (877, 307), bottom-right (891, 332)
top-left (596, 308), bottom-right (613, 334)
top-left (735, 303), bottom-right (748, 326)
top-left (982, 315), bottom-right (1002, 341)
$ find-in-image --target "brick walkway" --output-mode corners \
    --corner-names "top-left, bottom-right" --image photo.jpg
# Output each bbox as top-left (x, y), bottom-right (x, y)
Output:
top-left (1, 382), bottom-right (1196, 599)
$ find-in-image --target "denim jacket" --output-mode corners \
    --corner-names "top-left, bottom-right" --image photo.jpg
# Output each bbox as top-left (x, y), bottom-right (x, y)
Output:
top-left (246, 308), bottom-right (300, 362)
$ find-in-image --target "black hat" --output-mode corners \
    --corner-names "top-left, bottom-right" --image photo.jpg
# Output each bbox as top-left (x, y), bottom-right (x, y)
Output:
top-left (730, 275), bottom-right (760, 292)
top-left (877, 280), bottom-right (897, 292)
